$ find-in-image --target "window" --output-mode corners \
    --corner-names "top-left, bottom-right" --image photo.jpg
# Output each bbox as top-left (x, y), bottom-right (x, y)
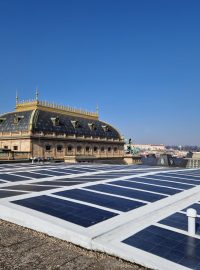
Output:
top-left (102, 125), bottom-right (110, 132)
top-left (88, 123), bottom-right (96, 130)
top-left (13, 114), bottom-right (24, 124)
top-left (0, 118), bottom-right (5, 124)
top-left (71, 120), bottom-right (81, 128)
top-left (13, 146), bottom-right (18, 151)
top-left (86, 146), bottom-right (90, 152)
top-left (108, 147), bottom-right (111, 152)
top-left (67, 145), bottom-right (73, 152)
top-left (45, 145), bottom-right (51, 151)
top-left (51, 117), bottom-right (60, 126)
top-left (114, 147), bottom-right (118, 152)
top-left (57, 145), bottom-right (63, 151)
top-left (4, 146), bottom-right (8, 149)
top-left (77, 146), bottom-right (82, 152)
top-left (101, 147), bottom-right (105, 152)
top-left (93, 146), bottom-right (98, 152)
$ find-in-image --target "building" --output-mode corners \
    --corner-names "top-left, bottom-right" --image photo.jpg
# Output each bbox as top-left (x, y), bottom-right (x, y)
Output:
top-left (132, 144), bottom-right (166, 152)
top-left (124, 143), bottom-right (166, 156)
top-left (0, 93), bottom-right (124, 163)
top-left (185, 152), bottom-right (200, 168)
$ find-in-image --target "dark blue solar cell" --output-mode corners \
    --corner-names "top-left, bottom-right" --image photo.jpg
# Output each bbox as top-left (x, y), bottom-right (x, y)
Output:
top-left (180, 254), bottom-right (200, 269)
top-left (1, 185), bottom-right (58, 192)
top-left (159, 212), bottom-right (200, 235)
top-left (145, 175), bottom-right (198, 186)
top-left (54, 189), bottom-right (146, 212)
top-left (85, 184), bottom-right (166, 202)
top-left (53, 169), bottom-right (87, 174)
top-left (33, 170), bottom-right (65, 176)
top-left (128, 177), bottom-right (192, 189)
top-left (183, 171), bottom-right (200, 176)
top-left (75, 168), bottom-right (99, 173)
top-left (87, 174), bottom-right (126, 179)
top-left (161, 173), bottom-right (200, 181)
top-left (123, 225), bottom-right (200, 269)
top-left (182, 203), bottom-right (200, 216)
top-left (15, 172), bottom-right (51, 179)
top-left (13, 195), bottom-right (117, 227)
top-left (110, 180), bottom-right (180, 195)
top-left (0, 174), bottom-right (30, 182)
top-left (0, 190), bottom-right (26, 198)
top-left (57, 177), bottom-right (97, 182)
top-left (34, 181), bottom-right (83, 186)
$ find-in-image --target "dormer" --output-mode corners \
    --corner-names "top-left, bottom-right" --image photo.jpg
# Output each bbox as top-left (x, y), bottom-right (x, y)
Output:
top-left (0, 118), bottom-right (6, 124)
top-left (88, 122), bottom-right (96, 131)
top-left (102, 125), bottom-right (110, 132)
top-left (71, 120), bottom-right (82, 128)
top-left (13, 114), bottom-right (24, 124)
top-left (51, 117), bottom-right (60, 126)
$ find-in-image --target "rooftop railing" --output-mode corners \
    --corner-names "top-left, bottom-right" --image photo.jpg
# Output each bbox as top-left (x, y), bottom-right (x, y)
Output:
top-left (16, 99), bottom-right (98, 118)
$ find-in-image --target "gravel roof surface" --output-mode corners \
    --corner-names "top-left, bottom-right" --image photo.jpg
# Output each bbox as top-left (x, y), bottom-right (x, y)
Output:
top-left (0, 219), bottom-right (149, 270)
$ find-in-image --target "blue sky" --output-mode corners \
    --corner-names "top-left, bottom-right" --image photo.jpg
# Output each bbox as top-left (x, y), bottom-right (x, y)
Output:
top-left (0, 0), bottom-right (199, 145)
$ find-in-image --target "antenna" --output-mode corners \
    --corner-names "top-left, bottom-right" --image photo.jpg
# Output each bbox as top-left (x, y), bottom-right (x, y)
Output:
top-left (36, 87), bottom-right (39, 101)
top-left (16, 90), bottom-right (19, 104)
top-left (96, 105), bottom-right (99, 115)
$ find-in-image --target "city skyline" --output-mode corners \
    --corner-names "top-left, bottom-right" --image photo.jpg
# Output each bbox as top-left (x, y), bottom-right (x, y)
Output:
top-left (0, 0), bottom-right (199, 145)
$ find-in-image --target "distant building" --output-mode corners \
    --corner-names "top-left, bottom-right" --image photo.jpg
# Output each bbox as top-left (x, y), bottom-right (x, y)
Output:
top-left (125, 143), bottom-right (166, 153)
top-left (0, 93), bottom-right (124, 162)
top-left (133, 144), bottom-right (166, 151)
top-left (185, 152), bottom-right (200, 168)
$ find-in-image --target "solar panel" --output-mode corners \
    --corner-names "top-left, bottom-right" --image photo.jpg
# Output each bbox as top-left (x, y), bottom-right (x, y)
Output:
top-left (31, 170), bottom-right (66, 176)
top-left (123, 225), bottom-right (200, 269)
top-left (129, 177), bottom-right (193, 189)
top-left (55, 189), bottom-right (146, 212)
top-left (0, 190), bottom-right (27, 198)
top-left (110, 180), bottom-right (181, 195)
top-left (161, 173), bottom-right (200, 181)
top-left (0, 174), bottom-right (30, 182)
top-left (33, 181), bottom-right (84, 186)
top-left (1, 185), bottom-right (59, 192)
top-left (159, 212), bottom-right (200, 235)
top-left (85, 184), bottom-right (167, 202)
top-left (144, 175), bottom-right (199, 185)
top-left (13, 195), bottom-right (118, 227)
top-left (14, 172), bottom-right (52, 179)
top-left (182, 203), bottom-right (200, 215)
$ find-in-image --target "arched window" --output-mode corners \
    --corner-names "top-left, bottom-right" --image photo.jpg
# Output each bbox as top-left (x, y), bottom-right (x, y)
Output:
top-left (45, 145), bottom-right (51, 151)
top-left (101, 147), bottom-right (105, 152)
top-left (114, 147), bottom-right (118, 152)
top-left (57, 145), bottom-right (63, 151)
top-left (93, 146), bottom-right (98, 152)
top-left (86, 146), bottom-right (90, 152)
top-left (108, 147), bottom-right (111, 152)
top-left (67, 145), bottom-right (73, 152)
top-left (77, 146), bottom-right (82, 153)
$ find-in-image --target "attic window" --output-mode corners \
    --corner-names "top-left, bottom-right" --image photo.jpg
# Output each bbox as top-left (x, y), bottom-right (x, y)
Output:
top-left (51, 117), bottom-right (60, 126)
top-left (88, 123), bottom-right (96, 130)
top-left (71, 120), bottom-right (81, 128)
top-left (0, 118), bottom-right (5, 124)
top-left (13, 114), bottom-right (24, 124)
top-left (57, 145), bottom-right (63, 151)
top-left (102, 125), bottom-right (110, 132)
top-left (45, 144), bottom-right (51, 151)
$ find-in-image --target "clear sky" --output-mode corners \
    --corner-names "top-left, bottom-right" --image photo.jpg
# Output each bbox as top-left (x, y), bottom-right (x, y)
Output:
top-left (0, 0), bottom-right (199, 145)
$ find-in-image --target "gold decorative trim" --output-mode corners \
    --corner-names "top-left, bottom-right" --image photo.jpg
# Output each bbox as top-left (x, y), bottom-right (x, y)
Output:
top-left (16, 100), bottom-right (99, 120)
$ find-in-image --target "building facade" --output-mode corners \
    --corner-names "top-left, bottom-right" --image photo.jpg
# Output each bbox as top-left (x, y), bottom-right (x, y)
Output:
top-left (0, 95), bottom-right (124, 162)
top-left (132, 144), bottom-right (166, 152)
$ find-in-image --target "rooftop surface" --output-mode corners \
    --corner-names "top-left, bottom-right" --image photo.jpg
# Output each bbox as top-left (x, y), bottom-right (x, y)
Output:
top-left (0, 163), bottom-right (200, 269)
top-left (0, 219), bottom-right (145, 270)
